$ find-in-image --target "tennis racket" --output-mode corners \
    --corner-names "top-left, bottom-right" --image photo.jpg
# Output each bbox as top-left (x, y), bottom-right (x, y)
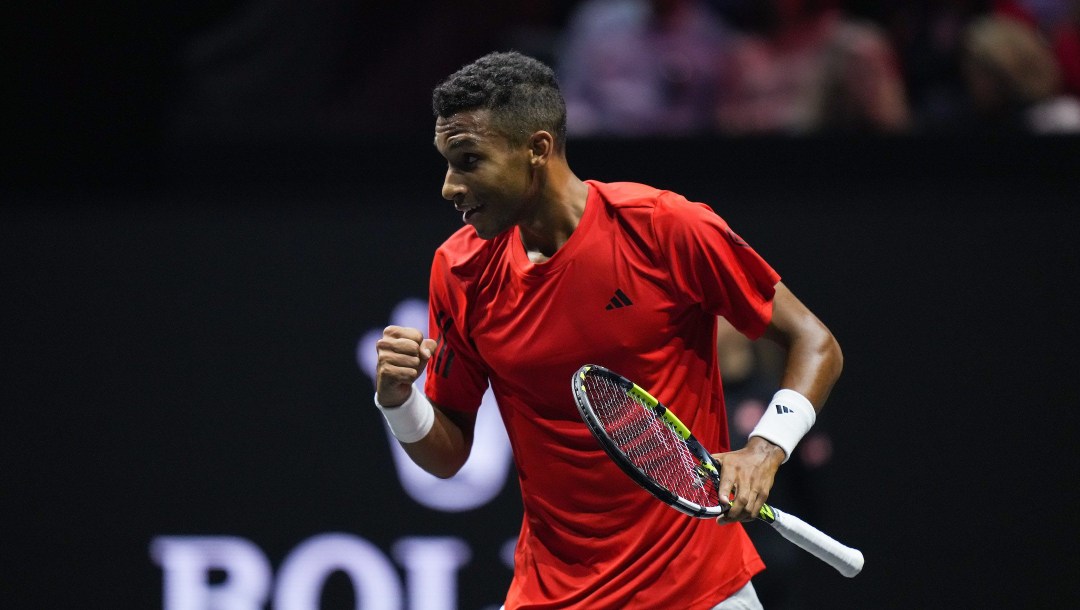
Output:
top-left (571, 364), bottom-right (864, 578)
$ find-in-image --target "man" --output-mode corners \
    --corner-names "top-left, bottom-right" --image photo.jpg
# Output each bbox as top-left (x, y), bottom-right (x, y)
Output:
top-left (375, 51), bottom-right (843, 609)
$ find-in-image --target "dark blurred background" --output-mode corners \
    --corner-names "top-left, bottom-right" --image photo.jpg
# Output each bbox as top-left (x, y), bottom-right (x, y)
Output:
top-left (4, 1), bottom-right (1080, 609)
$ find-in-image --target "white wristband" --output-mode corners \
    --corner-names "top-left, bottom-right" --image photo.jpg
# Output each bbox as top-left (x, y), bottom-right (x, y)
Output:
top-left (374, 384), bottom-right (435, 443)
top-left (748, 389), bottom-right (816, 463)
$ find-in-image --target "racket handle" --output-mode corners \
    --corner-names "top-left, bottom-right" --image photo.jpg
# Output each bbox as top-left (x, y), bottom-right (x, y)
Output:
top-left (767, 506), bottom-right (864, 577)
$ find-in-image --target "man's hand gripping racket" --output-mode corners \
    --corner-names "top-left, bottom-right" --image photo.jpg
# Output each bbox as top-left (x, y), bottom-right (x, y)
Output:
top-left (572, 364), bottom-right (864, 578)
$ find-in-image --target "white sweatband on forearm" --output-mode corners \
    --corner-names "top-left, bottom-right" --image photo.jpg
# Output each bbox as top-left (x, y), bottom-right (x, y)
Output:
top-left (374, 383), bottom-right (435, 444)
top-left (748, 388), bottom-right (817, 463)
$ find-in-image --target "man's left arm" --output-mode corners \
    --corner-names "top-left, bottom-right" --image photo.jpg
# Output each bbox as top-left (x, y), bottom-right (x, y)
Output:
top-left (713, 280), bottom-right (843, 523)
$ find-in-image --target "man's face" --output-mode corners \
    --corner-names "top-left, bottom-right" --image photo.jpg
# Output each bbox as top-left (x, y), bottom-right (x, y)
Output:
top-left (434, 109), bottom-right (535, 240)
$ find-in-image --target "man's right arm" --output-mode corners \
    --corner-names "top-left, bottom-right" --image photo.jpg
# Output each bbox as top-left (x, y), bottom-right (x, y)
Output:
top-left (375, 325), bottom-right (476, 478)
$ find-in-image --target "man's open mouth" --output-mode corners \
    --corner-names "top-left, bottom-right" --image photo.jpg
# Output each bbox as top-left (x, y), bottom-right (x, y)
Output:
top-left (461, 205), bottom-right (484, 222)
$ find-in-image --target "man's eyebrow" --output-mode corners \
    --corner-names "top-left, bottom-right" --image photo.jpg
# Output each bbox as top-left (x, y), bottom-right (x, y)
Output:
top-left (433, 130), bottom-right (480, 151)
top-left (445, 136), bottom-right (478, 150)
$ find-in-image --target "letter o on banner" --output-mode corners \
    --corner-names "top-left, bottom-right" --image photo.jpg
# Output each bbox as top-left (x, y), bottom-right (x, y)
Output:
top-left (274, 533), bottom-right (403, 610)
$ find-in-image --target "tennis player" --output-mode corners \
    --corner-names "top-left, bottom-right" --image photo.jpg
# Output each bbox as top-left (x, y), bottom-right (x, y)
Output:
top-left (374, 51), bottom-right (843, 609)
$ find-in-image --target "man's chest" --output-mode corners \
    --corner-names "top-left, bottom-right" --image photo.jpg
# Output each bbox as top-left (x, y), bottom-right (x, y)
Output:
top-left (468, 239), bottom-right (690, 402)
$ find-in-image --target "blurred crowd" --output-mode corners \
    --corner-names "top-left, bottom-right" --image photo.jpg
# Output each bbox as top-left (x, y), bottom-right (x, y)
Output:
top-left (553, 0), bottom-right (1080, 135)
top-left (21, 1), bottom-right (1077, 191)
top-left (153, 0), bottom-right (1080, 142)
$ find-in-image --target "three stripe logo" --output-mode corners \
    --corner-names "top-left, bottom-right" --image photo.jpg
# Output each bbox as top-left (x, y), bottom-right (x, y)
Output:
top-left (605, 289), bottom-right (634, 310)
top-left (432, 310), bottom-right (456, 378)
top-left (775, 404), bottom-right (793, 414)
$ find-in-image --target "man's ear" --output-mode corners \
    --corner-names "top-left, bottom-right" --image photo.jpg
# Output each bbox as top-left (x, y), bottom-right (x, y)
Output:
top-left (528, 131), bottom-right (555, 167)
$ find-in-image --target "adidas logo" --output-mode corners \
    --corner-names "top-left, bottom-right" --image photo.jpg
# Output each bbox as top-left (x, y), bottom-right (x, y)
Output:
top-left (605, 289), bottom-right (634, 310)
top-left (775, 404), bottom-right (793, 414)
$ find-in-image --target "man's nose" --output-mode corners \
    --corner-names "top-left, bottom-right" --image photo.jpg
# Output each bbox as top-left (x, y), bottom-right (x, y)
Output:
top-left (442, 169), bottom-right (466, 202)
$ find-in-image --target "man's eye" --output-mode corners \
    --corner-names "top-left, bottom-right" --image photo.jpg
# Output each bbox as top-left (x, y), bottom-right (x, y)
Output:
top-left (462, 154), bottom-right (479, 167)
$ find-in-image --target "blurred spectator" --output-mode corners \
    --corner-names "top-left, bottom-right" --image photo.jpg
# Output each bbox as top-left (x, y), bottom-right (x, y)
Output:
top-left (815, 18), bottom-right (915, 132)
top-left (1017, 0), bottom-right (1076, 30)
top-left (714, 0), bottom-right (911, 134)
top-left (1050, 1), bottom-right (1080, 97)
top-left (960, 14), bottom-right (1080, 132)
top-left (874, 0), bottom-right (1079, 133)
top-left (879, 1), bottom-right (987, 132)
top-left (556, 0), bottom-right (735, 135)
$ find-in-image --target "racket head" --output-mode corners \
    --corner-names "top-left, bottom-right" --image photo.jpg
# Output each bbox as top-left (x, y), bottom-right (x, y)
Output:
top-left (572, 364), bottom-right (725, 518)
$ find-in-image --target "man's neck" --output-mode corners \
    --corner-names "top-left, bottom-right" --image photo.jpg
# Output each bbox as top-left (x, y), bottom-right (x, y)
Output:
top-left (519, 171), bottom-right (588, 263)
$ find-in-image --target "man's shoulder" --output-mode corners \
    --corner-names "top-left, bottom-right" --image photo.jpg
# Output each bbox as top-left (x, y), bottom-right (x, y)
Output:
top-left (588, 180), bottom-right (707, 225)
top-left (587, 180), bottom-right (670, 209)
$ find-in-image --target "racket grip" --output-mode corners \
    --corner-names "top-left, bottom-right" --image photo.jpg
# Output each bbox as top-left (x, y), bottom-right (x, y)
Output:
top-left (768, 507), bottom-right (864, 577)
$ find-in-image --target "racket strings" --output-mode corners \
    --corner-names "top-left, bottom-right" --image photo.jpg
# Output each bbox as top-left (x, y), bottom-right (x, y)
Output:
top-left (586, 376), bottom-right (719, 507)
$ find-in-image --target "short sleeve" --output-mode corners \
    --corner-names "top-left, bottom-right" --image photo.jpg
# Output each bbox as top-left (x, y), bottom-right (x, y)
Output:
top-left (423, 248), bottom-right (489, 413)
top-left (653, 192), bottom-right (780, 339)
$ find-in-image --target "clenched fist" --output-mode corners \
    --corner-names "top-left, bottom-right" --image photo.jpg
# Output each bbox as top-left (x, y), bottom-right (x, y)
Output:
top-left (375, 325), bottom-right (438, 407)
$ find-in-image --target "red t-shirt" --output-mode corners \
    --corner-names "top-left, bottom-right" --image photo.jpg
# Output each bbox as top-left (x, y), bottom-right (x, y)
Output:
top-left (425, 181), bottom-right (780, 609)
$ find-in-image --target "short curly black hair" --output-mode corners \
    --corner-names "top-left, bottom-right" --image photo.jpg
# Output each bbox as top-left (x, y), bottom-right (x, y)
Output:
top-left (432, 51), bottom-right (567, 152)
